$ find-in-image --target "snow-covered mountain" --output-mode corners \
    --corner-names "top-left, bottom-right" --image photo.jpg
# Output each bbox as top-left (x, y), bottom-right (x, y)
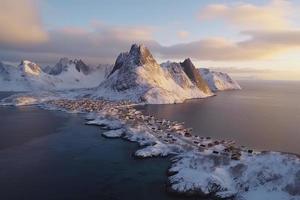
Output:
top-left (0, 60), bottom-right (55, 91)
top-left (0, 44), bottom-right (240, 103)
top-left (198, 68), bottom-right (241, 91)
top-left (180, 58), bottom-right (212, 94)
top-left (42, 58), bottom-right (110, 90)
top-left (90, 44), bottom-right (213, 104)
top-left (161, 61), bottom-right (199, 90)
top-left (43, 58), bottom-right (91, 75)
top-left (0, 59), bottom-right (110, 91)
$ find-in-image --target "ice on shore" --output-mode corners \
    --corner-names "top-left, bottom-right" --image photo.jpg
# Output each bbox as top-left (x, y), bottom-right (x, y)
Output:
top-left (134, 141), bottom-right (178, 158)
top-left (102, 129), bottom-right (126, 138)
top-left (124, 126), bottom-right (157, 146)
top-left (0, 92), bottom-right (67, 106)
top-left (85, 118), bottom-right (123, 130)
top-left (168, 151), bottom-right (300, 199)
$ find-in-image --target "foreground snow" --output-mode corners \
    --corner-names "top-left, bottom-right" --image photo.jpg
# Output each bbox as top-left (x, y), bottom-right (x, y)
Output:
top-left (168, 151), bottom-right (300, 199)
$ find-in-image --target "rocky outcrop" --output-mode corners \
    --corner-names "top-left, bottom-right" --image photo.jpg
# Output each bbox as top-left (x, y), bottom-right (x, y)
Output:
top-left (198, 68), bottom-right (241, 91)
top-left (180, 58), bottom-right (212, 94)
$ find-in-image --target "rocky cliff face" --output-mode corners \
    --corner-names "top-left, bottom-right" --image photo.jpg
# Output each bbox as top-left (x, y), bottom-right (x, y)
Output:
top-left (161, 61), bottom-right (200, 90)
top-left (180, 58), bottom-right (212, 94)
top-left (74, 59), bottom-right (90, 75)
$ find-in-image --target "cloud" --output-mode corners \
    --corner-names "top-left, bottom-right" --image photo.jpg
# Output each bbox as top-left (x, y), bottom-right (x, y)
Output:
top-left (198, 0), bottom-right (293, 30)
top-left (1, 0), bottom-right (300, 67)
top-left (0, 22), bottom-right (157, 64)
top-left (2, 27), bottom-right (300, 65)
top-left (154, 30), bottom-right (300, 61)
top-left (177, 31), bottom-right (190, 40)
top-left (0, 0), bottom-right (48, 46)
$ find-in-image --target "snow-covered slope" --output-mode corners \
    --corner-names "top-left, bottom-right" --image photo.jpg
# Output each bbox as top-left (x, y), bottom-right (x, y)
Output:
top-left (90, 44), bottom-right (212, 104)
top-left (43, 58), bottom-right (109, 90)
top-left (198, 68), bottom-right (241, 92)
top-left (0, 60), bottom-right (56, 91)
top-left (43, 58), bottom-right (90, 75)
top-left (0, 62), bottom-right (28, 91)
top-left (0, 59), bottom-right (109, 91)
top-left (161, 61), bottom-right (198, 90)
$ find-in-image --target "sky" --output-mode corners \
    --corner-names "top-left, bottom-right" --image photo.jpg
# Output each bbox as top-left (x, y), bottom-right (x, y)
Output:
top-left (1, 0), bottom-right (300, 80)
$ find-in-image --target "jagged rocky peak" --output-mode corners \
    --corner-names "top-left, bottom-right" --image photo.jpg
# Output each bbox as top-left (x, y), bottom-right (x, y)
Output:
top-left (109, 44), bottom-right (158, 77)
top-left (45, 57), bottom-right (71, 75)
top-left (108, 52), bottom-right (129, 77)
top-left (74, 59), bottom-right (90, 75)
top-left (127, 43), bottom-right (157, 66)
top-left (180, 58), bottom-right (212, 94)
top-left (19, 60), bottom-right (42, 76)
top-left (161, 61), bottom-right (197, 89)
top-left (46, 58), bottom-right (90, 75)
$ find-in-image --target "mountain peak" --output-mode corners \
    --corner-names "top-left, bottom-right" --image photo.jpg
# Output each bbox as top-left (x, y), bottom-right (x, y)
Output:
top-left (74, 59), bottom-right (90, 75)
top-left (180, 58), bottom-right (212, 94)
top-left (181, 58), bottom-right (194, 67)
top-left (108, 44), bottom-right (157, 77)
top-left (19, 60), bottom-right (41, 76)
top-left (128, 43), bottom-right (157, 66)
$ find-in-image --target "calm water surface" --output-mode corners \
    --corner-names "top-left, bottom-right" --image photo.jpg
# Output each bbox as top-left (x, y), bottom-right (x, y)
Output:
top-left (138, 80), bottom-right (300, 155)
top-left (1, 80), bottom-right (299, 199)
top-left (0, 92), bottom-right (184, 200)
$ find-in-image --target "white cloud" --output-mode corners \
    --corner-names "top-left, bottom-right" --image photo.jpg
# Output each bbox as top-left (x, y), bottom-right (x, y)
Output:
top-left (198, 0), bottom-right (294, 30)
top-left (1, 0), bottom-right (300, 69)
top-left (155, 30), bottom-right (300, 61)
top-left (0, 0), bottom-right (48, 46)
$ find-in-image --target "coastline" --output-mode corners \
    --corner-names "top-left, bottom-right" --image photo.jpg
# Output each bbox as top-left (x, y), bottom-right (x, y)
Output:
top-left (36, 98), bottom-right (300, 199)
top-left (1, 93), bottom-right (299, 200)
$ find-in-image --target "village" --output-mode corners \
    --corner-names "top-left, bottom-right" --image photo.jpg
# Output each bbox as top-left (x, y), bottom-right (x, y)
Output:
top-left (46, 98), bottom-right (254, 161)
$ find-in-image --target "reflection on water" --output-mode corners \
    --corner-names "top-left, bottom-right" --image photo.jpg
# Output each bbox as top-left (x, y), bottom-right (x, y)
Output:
top-left (138, 81), bottom-right (300, 155)
top-left (0, 105), bottom-right (66, 150)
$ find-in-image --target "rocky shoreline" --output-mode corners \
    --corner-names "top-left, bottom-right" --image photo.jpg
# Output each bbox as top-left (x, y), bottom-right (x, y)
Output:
top-left (42, 98), bottom-right (300, 200)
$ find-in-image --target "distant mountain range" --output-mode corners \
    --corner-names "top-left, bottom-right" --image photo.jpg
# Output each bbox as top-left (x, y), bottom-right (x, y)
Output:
top-left (0, 44), bottom-right (241, 103)
top-left (0, 59), bottom-right (112, 91)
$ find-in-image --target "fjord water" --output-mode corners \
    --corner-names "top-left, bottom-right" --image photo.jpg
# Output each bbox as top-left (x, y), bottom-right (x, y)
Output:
top-left (0, 80), bottom-right (299, 199)
top-left (0, 92), bottom-right (179, 200)
top-left (139, 80), bottom-right (300, 155)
